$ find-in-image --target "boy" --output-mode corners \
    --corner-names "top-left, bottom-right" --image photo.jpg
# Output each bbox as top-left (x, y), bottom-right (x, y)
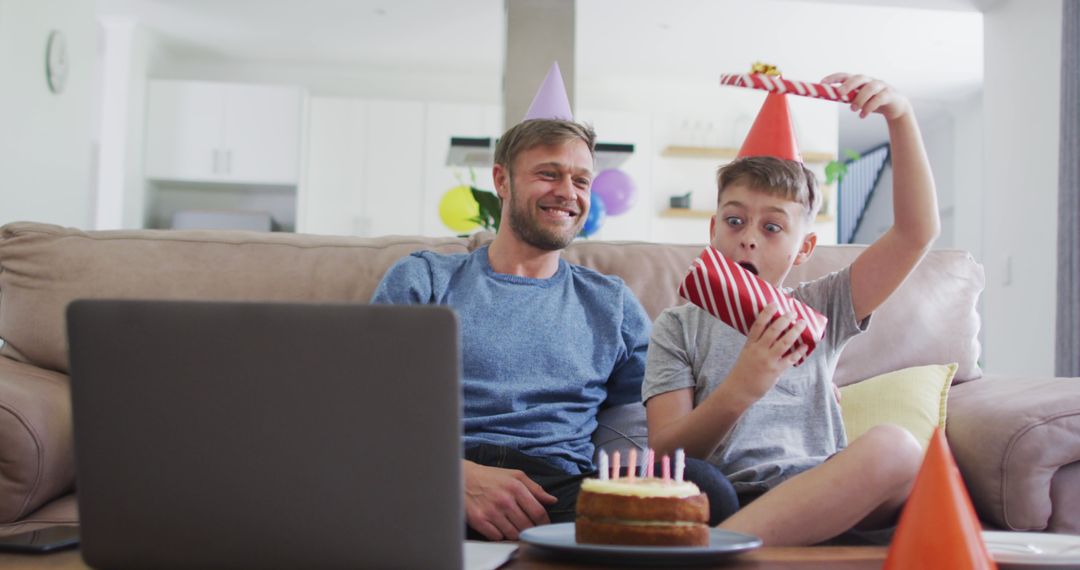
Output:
top-left (643, 73), bottom-right (941, 546)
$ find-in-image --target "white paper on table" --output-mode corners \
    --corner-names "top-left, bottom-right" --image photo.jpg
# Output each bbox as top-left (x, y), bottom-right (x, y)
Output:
top-left (464, 540), bottom-right (518, 570)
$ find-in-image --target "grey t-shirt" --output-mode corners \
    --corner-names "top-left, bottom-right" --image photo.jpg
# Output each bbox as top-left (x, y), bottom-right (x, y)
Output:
top-left (643, 265), bottom-right (869, 494)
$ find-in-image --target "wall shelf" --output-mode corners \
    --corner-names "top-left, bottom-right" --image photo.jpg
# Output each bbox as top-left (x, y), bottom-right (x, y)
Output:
top-left (659, 208), bottom-right (713, 219)
top-left (661, 145), bottom-right (835, 164)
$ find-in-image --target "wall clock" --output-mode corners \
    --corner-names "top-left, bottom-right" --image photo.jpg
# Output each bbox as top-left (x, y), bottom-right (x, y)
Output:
top-left (45, 30), bottom-right (68, 94)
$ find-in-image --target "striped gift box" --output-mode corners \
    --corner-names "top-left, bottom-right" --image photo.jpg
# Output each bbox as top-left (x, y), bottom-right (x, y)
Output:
top-left (678, 246), bottom-right (828, 364)
top-left (720, 73), bottom-right (858, 103)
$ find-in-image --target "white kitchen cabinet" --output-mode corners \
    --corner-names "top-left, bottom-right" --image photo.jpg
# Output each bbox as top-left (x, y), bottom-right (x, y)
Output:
top-left (300, 97), bottom-right (367, 235)
top-left (144, 81), bottom-right (303, 185)
top-left (300, 98), bottom-right (425, 236)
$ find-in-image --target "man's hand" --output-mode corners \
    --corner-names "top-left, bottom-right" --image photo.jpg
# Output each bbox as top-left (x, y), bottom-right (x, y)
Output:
top-left (727, 304), bottom-right (809, 402)
top-left (821, 73), bottom-right (913, 122)
top-left (463, 460), bottom-right (558, 541)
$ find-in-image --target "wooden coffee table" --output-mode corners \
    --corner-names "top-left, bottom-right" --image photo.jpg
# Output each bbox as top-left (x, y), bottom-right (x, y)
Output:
top-left (0, 545), bottom-right (887, 569)
top-left (513, 544), bottom-right (887, 568)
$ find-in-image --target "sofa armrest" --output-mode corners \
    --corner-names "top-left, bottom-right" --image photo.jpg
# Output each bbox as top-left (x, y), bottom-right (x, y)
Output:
top-left (0, 356), bottom-right (75, 523)
top-left (592, 403), bottom-right (648, 469)
top-left (946, 375), bottom-right (1080, 531)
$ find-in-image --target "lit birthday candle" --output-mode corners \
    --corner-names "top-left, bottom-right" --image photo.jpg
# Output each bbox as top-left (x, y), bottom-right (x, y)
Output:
top-left (612, 450), bottom-right (621, 480)
top-left (662, 454), bottom-right (671, 481)
top-left (646, 449), bottom-right (655, 478)
top-left (675, 449), bottom-right (686, 482)
top-left (598, 449), bottom-right (609, 480)
top-left (627, 449), bottom-right (637, 481)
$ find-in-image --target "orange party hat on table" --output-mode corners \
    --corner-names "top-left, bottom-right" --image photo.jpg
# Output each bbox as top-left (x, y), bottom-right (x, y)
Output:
top-left (884, 428), bottom-right (996, 569)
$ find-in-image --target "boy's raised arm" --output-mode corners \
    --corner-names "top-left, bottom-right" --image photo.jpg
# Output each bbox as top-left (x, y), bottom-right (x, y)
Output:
top-left (824, 73), bottom-right (941, 322)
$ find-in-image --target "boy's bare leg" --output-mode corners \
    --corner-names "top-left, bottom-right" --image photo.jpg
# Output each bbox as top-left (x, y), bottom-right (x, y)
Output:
top-left (718, 424), bottom-right (923, 546)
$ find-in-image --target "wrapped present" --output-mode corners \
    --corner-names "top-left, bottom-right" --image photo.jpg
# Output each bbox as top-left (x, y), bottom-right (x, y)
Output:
top-left (720, 72), bottom-right (858, 103)
top-left (678, 246), bottom-right (827, 364)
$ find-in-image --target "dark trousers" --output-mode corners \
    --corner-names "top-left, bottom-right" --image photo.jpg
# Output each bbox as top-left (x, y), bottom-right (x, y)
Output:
top-left (464, 444), bottom-right (739, 540)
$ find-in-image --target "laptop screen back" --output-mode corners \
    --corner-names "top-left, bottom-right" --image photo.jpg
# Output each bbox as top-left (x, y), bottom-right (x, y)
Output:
top-left (67, 300), bottom-right (463, 570)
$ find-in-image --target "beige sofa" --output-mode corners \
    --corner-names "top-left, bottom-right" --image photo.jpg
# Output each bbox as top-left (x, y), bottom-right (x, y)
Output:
top-left (1, 221), bottom-right (1078, 537)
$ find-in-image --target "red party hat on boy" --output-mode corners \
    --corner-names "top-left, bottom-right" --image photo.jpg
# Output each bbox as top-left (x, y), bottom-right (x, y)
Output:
top-left (737, 92), bottom-right (803, 163)
top-left (884, 428), bottom-right (996, 570)
top-left (523, 61), bottom-right (573, 121)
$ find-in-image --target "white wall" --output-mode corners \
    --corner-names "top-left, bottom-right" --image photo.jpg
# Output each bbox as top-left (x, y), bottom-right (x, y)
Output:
top-left (95, 18), bottom-right (161, 229)
top-left (982, 0), bottom-right (1061, 376)
top-left (0, 0), bottom-right (96, 227)
top-left (913, 94), bottom-right (985, 255)
top-left (950, 93), bottom-right (984, 261)
top-left (922, 113), bottom-right (957, 248)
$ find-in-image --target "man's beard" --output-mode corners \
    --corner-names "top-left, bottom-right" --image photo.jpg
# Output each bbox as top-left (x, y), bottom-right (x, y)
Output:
top-left (505, 181), bottom-right (584, 251)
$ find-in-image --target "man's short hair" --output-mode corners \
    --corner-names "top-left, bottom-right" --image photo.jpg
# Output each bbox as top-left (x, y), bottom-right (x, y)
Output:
top-left (493, 119), bottom-right (597, 174)
top-left (716, 156), bottom-right (820, 219)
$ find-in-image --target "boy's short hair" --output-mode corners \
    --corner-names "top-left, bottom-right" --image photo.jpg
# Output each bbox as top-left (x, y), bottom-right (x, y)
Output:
top-left (716, 157), bottom-right (819, 220)
top-left (494, 119), bottom-right (597, 175)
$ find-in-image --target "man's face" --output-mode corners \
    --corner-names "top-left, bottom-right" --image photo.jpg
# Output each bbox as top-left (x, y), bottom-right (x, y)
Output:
top-left (710, 183), bottom-right (816, 286)
top-left (495, 140), bottom-right (594, 251)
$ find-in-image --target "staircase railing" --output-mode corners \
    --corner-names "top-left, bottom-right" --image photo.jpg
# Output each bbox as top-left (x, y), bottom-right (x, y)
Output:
top-left (837, 143), bottom-right (891, 244)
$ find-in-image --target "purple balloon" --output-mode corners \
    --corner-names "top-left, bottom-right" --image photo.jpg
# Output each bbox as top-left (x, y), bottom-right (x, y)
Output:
top-left (591, 169), bottom-right (636, 216)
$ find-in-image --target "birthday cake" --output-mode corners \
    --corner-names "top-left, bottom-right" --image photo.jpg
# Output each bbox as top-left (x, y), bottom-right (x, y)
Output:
top-left (575, 450), bottom-right (709, 547)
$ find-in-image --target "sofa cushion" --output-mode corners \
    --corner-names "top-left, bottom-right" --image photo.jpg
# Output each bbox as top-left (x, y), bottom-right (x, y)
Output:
top-left (0, 357), bottom-right (74, 524)
top-left (0, 222), bottom-right (469, 373)
top-left (0, 494), bottom-right (77, 538)
top-left (592, 403), bottom-right (648, 467)
top-left (784, 246), bottom-right (984, 385)
top-left (1049, 462), bottom-right (1080, 534)
top-left (839, 363), bottom-right (956, 449)
top-left (947, 375), bottom-right (1080, 531)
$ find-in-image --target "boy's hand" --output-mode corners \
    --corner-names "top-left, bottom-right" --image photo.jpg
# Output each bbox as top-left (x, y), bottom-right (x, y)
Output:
top-left (462, 460), bottom-right (557, 540)
top-left (728, 303), bottom-right (809, 403)
top-left (821, 73), bottom-right (912, 122)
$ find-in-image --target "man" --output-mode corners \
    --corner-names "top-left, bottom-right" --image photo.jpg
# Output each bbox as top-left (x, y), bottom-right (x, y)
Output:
top-left (371, 118), bottom-right (736, 540)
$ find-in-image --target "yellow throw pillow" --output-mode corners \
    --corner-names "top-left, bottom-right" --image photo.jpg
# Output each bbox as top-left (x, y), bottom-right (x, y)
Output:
top-left (838, 363), bottom-right (957, 449)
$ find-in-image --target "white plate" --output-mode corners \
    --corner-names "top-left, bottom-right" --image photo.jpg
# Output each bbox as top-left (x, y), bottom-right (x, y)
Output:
top-left (983, 531), bottom-right (1080, 567)
top-left (519, 522), bottom-right (761, 566)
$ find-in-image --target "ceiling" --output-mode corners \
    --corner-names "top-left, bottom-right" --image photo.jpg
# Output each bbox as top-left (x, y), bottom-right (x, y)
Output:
top-left (98, 0), bottom-right (985, 153)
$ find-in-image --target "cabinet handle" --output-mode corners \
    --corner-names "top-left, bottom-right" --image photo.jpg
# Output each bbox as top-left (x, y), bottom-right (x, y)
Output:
top-left (212, 149), bottom-right (220, 174)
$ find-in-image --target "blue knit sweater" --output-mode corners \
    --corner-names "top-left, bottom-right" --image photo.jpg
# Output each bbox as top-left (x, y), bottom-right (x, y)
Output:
top-left (370, 245), bottom-right (650, 474)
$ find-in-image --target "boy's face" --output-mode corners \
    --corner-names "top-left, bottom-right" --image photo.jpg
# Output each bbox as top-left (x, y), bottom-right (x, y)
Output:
top-left (710, 183), bottom-right (817, 287)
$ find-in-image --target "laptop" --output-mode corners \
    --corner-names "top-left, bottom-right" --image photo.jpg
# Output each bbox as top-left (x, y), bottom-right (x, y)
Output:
top-left (67, 300), bottom-right (463, 569)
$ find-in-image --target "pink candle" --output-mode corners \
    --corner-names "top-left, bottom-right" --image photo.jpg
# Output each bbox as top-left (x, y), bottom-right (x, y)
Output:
top-left (662, 454), bottom-right (671, 481)
top-left (612, 450), bottom-right (621, 480)
top-left (646, 449), bottom-right (655, 478)
top-left (627, 449), bottom-right (637, 480)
